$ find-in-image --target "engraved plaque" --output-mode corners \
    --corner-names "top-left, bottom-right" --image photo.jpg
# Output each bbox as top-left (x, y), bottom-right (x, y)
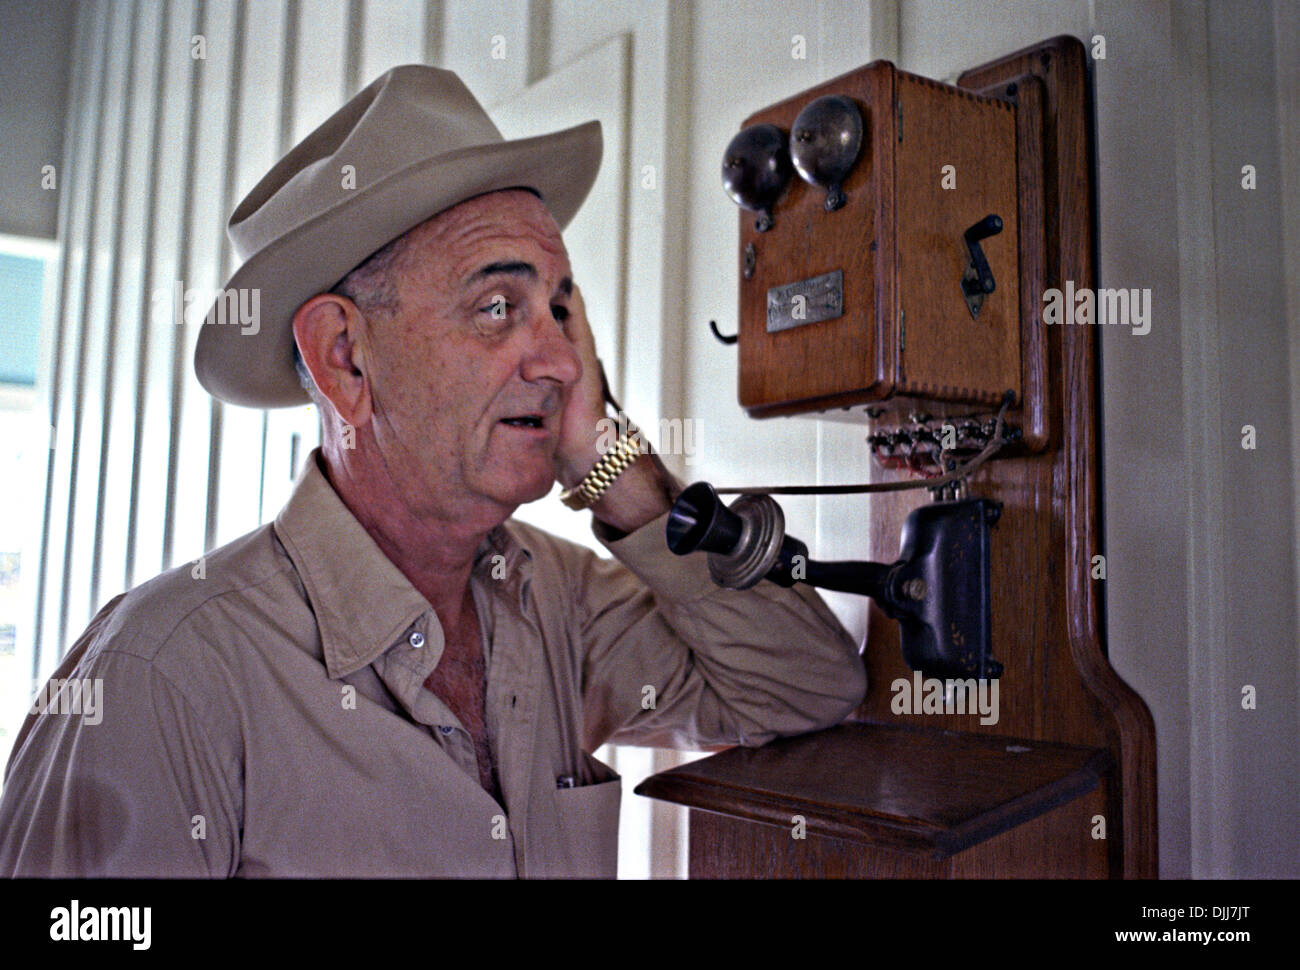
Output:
top-left (766, 270), bottom-right (844, 333)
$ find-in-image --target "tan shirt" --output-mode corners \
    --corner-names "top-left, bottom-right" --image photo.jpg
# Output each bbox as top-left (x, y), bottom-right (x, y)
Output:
top-left (0, 452), bottom-right (865, 877)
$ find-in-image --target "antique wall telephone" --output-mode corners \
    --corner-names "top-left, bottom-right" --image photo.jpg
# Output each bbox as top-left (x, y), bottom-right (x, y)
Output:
top-left (638, 39), bottom-right (1157, 880)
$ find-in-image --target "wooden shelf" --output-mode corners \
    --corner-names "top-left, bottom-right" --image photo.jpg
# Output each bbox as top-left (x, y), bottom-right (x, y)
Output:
top-left (635, 721), bottom-right (1111, 859)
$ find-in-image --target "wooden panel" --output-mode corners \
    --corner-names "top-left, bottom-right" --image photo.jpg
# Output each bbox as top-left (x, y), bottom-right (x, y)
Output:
top-left (735, 61), bottom-right (1024, 418)
top-left (845, 36), bottom-right (1154, 875)
top-left (894, 71), bottom-right (1020, 405)
top-left (736, 62), bottom-right (896, 417)
top-left (958, 35), bottom-right (1158, 880)
top-left (1010, 73), bottom-right (1049, 451)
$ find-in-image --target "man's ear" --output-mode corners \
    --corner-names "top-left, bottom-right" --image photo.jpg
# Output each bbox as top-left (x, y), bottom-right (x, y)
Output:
top-left (292, 294), bottom-right (372, 427)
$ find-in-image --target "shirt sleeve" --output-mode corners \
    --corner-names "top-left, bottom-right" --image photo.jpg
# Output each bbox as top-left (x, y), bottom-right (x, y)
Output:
top-left (0, 601), bottom-right (241, 878)
top-left (576, 510), bottom-right (867, 752)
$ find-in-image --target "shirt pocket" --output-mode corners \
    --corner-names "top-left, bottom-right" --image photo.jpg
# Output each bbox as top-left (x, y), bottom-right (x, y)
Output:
top-left (548, 751), bottom-right (621, 878)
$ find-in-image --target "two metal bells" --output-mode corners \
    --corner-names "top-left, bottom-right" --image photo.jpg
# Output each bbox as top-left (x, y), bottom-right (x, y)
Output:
top-left (721, 94), bottom-right (864, 231)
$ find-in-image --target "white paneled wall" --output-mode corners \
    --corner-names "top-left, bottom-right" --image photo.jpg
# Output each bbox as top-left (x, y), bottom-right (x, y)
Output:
top-left (35, 0), bottom-right (447, 663)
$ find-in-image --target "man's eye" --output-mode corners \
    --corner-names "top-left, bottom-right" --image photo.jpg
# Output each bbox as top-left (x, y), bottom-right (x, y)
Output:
top-left (473, 297), bottom-right (515, 337)
top-left (480, 296), bottom-right (512, 319)
top-left (551, 304), bottom-right (570, 324)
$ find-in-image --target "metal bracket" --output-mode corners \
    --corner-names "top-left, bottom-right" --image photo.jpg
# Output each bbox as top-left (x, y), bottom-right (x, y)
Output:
top-left (708, 319), bottom-right (738, 345)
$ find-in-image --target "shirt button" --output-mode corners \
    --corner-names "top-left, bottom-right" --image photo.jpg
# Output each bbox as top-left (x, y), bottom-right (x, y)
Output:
top-left (438, 725), bottom-right (455, 736)
top-left (409, 631), bottom-right (425, 648)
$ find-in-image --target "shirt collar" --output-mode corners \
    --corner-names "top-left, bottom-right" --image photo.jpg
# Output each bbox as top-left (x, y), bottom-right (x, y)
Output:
top-left (273, 449), bottom-right (533, 679)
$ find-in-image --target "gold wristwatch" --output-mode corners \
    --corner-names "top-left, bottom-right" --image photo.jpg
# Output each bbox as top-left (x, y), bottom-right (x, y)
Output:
top-left (559, 428), bottom-right (645, 510)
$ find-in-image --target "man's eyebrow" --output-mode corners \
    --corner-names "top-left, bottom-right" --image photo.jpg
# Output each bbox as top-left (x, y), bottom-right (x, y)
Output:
top-left (466, 261), bottom-right (536, 285)
top-left (466, 262), bottom-right (573, 298)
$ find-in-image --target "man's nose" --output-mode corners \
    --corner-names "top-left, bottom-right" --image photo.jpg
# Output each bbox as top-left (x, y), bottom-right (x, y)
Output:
top-left (520, 310), bottom-right (582, 387)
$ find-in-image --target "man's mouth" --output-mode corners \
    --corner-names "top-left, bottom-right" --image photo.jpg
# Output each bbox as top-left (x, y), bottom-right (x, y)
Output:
top-left (500, 414), bottom-right (546, 429)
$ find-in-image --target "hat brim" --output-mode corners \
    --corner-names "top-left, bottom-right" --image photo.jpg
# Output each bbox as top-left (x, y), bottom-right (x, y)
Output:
top-left (194, 119), bottom-right (602, 409)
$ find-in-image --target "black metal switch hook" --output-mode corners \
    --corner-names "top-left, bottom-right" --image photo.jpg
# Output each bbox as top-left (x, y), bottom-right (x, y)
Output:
top-left (961, 213), bottom-right (1003, 319)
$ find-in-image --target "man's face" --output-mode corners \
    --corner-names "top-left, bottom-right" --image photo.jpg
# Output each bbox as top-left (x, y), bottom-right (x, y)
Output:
top-left (361, 189), bottom-right (582, 519)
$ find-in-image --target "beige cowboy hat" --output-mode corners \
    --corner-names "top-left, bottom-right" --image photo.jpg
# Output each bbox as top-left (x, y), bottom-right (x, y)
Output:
top-left (195, 64), bottom-right (602, 409)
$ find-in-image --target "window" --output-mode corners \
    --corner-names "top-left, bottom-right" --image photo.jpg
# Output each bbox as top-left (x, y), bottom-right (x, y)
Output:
top-left (0, 234), bottom-right (58, 773)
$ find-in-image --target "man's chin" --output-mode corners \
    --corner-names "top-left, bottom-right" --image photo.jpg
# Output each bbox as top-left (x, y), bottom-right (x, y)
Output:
top-left (496, 472), bottom-right (558, 509)
top-left (478, 449), bottom-right (559, 508)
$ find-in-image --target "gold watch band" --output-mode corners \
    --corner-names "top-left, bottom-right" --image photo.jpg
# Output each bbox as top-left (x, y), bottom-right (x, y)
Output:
top-left (560, 429), bottom-right (645, 510)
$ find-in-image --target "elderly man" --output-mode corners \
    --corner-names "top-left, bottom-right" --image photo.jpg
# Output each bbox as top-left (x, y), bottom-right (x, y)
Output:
top-left (0, 66), bottom-right (864, 877)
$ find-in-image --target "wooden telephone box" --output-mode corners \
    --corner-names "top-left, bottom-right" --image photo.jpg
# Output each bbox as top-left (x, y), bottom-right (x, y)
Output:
top-left (636, 37), bottom-right (1157, 879)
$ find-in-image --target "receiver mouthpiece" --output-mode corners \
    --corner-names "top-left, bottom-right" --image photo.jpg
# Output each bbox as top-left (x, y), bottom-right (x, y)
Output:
top-left (667, 482), bottom-right (806, 589)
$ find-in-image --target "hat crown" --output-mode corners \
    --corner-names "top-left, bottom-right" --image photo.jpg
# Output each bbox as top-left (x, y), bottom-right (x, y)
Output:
top-left (228, 65), bottom-right (505, 260)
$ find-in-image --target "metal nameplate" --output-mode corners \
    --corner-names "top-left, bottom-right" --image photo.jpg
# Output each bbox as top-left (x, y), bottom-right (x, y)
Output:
top-left (766, 270), bottom-right (844, 333)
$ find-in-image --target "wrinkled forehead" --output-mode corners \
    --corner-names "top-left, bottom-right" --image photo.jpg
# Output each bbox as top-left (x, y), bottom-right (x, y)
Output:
top-left (402, 188), bottom-right (568, 278)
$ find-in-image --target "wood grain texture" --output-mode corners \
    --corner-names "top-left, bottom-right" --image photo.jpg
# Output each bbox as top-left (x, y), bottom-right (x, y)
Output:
top-left (894, 71), bottom-right (1021, 405)
top-left (737, 62), bottom-right (896, 417)
top-left (736, 62), bottom-right (1025, 417)
top-left (1011, 73), bottom-right (1050, 451)
top-left (688, 783), bottom-right (1109, 879)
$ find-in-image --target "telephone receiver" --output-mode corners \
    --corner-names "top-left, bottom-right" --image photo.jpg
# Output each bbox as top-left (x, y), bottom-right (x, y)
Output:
top-left (665, 482), bottom-right (1002, 681)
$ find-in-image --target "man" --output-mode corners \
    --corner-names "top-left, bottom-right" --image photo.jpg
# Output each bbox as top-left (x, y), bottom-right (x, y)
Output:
top-left (0, 66), bottom-right (865, 877)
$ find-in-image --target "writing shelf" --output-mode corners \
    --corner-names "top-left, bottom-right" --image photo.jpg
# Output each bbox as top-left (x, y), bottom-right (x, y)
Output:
top-left (635, 721), bottom-right (1111, 860)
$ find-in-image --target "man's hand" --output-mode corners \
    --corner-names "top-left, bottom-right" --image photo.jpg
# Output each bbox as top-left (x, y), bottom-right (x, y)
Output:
top-left (554, 283), bottom-right (609, 489)
top-left (552, 283), bottom-right (682, 534)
